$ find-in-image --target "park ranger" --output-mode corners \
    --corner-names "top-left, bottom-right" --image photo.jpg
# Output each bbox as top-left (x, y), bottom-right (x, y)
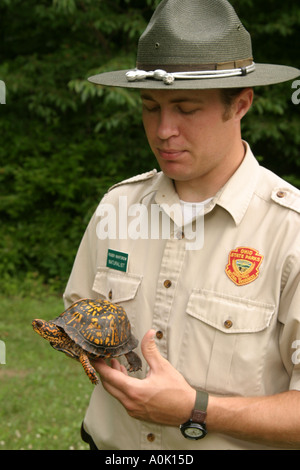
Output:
top-left (64, 0), bottom-right (300, 449)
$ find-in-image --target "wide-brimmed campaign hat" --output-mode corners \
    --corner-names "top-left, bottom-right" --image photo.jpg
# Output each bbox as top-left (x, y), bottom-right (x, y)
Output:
top-left (88, 0), bottom-right (300, 90)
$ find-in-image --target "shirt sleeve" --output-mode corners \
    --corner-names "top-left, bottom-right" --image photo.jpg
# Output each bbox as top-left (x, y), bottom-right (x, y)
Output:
top-left (278, 244), bottom-right (300, 391)
top-left (63, 210), bottom-right (99, 308)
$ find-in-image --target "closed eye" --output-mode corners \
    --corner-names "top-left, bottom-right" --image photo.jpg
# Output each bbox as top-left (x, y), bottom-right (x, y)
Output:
top-left (142, 103), bottom-right (160, 113)
top-left (177, 106), bottom-right (200, 115)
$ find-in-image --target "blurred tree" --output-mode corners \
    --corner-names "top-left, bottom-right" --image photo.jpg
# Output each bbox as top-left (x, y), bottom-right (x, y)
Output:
top-left (230, 0), bottom-right (300, 186)
top-left (0, 0), bottom-right (299, 291)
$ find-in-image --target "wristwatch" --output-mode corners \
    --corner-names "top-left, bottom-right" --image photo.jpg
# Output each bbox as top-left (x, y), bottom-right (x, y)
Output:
top-left (180, 390), bottom-right (208, 440)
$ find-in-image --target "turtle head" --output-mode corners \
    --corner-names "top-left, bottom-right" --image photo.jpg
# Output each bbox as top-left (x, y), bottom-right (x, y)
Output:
top-left (32, 319), bottom-right (62, 344)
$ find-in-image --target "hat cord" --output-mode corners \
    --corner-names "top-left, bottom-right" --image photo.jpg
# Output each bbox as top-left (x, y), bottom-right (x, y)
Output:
top-left (126, 63), bottom-right (256, 85)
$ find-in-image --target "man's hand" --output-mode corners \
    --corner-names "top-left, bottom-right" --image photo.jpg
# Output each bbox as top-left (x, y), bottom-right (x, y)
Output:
top-left (93, 329), bottom-right (196, 426)
top-left (92, 329), bottom-right (300, 448)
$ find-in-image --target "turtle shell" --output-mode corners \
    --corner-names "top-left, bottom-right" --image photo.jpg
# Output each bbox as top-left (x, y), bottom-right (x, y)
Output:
top-left (53, 298), bottom-right (138, 358)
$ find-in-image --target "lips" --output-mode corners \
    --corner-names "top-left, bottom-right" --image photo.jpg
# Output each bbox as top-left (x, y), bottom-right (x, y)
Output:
top-left (157, 148), bottom-right (186, 160)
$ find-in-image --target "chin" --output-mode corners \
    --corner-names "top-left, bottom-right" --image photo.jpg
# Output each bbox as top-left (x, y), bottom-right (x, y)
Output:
top-left (158, 159), bottom-right (189, 179)
top-left (160, 165), bottom-right (193, 182)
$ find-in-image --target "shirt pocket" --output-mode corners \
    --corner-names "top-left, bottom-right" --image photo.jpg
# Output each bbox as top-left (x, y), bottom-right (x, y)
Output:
top-left (92, 268), bottom-right (143, 371)
top-left (176, 289), bottom-right (276, 396)
top-left (92, 267), bottom-right (143, 323)
top-left (93, 267), bottom-right (142, 301)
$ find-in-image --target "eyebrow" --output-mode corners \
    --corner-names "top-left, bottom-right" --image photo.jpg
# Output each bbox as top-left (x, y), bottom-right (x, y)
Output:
top-left (140, 93), bottom-right (204, 104)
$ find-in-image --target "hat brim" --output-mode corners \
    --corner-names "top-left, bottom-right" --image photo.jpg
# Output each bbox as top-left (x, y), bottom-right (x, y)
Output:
top-left (88, 64), bottom-right (300, 89)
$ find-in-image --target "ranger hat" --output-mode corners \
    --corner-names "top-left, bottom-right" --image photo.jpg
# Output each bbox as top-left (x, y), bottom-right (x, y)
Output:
top-left (88, 0), bottom-right (300, 90)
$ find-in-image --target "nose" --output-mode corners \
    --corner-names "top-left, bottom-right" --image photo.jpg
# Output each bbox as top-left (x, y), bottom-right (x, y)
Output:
top-left (156, 109), bottom-right (180, 141)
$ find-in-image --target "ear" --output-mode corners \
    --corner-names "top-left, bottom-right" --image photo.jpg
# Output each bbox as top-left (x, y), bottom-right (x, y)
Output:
top-left (234, 87), bottom-right (254, 120)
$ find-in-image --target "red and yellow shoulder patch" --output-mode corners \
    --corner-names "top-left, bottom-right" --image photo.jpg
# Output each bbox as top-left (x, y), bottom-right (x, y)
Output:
top-left (225, 247), bottom-right (264, 286)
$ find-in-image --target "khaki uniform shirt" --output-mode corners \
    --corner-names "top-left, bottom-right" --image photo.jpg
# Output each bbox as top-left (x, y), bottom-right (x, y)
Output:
top-left (64, 143), bottom-right (300, 450)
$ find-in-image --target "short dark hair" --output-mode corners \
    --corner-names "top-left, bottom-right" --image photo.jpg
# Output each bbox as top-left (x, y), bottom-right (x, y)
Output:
top-left (219, 88), bottom-right (248, 121)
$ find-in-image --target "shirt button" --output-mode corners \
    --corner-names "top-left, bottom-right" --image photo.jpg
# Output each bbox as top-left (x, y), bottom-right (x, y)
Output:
top-left (147, 433), bottom-right (155, 442)
top-left (156, 330), bottom-right (163, 340)
top-left (164, 280), bottom-right (172, 288)
top-left (224, 319), bottom-right (233, 329)
top-left (176, 230), bottom-right (185, 240)
top-left (108, 290), bottom-right (112, 300)
top-left (276, 191), bottom-right (286, 198)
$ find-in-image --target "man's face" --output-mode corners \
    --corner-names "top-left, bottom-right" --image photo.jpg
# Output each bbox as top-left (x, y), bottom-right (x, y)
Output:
top-left (141, 88), bottom-right (241, 193)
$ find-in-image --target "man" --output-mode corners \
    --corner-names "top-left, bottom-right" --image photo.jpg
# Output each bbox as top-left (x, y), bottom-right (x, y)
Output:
top-left (64, 0), bottom-right (300, 449)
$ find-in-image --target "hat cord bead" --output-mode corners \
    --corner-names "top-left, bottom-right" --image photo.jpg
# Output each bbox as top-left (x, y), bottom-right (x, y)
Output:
top-left (153, 69), bottom-right (168, 79)
top-left (126, 70), bottom-right (148, 81)
top-left (126, 69), bottom-right (175, 84)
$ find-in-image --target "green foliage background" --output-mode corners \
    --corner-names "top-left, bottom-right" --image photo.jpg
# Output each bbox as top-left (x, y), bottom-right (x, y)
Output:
top-left (0, 0), bottom-right (299, 293)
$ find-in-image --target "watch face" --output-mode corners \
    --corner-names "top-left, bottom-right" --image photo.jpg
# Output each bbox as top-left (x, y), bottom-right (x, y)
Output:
top-left (184, 427), bottom-right (205, 439)
top-left (180, 422), bottom-right (207, 440)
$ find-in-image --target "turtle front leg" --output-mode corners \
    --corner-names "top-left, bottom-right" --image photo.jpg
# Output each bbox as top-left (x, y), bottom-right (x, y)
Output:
top-left (79, 351), bottom-right (99, 385)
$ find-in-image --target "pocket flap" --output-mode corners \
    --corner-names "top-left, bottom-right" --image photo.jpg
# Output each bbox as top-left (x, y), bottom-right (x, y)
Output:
top-left (186, 289), bottom-right (275, 333)
top-left (93, 268), bottom-right (142, 303)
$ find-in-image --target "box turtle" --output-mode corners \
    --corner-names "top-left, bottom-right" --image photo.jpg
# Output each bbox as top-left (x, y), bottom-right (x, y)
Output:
top-left (32, 298), bottom-right (142, 384)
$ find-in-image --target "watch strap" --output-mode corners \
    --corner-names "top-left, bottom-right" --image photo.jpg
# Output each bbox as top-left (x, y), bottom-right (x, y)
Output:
top-left (191, 390), bottom-right (208, 424)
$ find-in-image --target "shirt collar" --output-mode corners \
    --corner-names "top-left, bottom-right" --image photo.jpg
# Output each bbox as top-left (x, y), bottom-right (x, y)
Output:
top-left (213, 142), bottom-right (260, 225)
top-left (141, 141), bottom-right (260, 226)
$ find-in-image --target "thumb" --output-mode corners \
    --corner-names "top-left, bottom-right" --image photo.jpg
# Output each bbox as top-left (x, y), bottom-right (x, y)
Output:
top-left (141, 329), bottom-right (164, 373)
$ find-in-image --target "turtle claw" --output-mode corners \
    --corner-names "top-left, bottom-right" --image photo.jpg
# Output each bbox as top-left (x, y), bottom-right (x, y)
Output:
top-left (90, 374), bottom-right (99, 385)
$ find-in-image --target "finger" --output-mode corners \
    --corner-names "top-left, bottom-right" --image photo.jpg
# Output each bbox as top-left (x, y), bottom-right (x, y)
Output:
top-left (92, 359), bottom-right (129, 399)
top-left (141, 329), bottom-right (166, 373)
top-left (93, 358), bottom-right (119, 378)
top-left (93, 358), bottom-right (133, 390)
top-left (110, 358), bottom-right (128, 375)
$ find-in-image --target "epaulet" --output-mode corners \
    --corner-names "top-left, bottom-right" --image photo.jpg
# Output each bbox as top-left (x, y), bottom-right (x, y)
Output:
top-left (107, 169), bottom-right (158, 192)
top-left (271, 186), bottom-right (300, 214)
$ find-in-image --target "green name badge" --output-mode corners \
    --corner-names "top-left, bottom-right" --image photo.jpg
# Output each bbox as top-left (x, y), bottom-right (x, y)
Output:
top-left (106, 249), bottom-right (129, 273)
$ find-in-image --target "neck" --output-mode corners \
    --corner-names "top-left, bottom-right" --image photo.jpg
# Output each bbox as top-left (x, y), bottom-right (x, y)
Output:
top-left (174, 140), bottom-right (246, 202)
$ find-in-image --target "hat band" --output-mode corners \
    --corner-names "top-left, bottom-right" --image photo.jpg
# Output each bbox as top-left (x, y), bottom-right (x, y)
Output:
top-left (137, 58), bottom-right (254, 73)
top-left (126, 61), bottom-right (255, 85)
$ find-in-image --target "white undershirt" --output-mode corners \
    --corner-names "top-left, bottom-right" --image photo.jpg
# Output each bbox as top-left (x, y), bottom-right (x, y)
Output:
top-left (179, 197), bottom-right (213, 224)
